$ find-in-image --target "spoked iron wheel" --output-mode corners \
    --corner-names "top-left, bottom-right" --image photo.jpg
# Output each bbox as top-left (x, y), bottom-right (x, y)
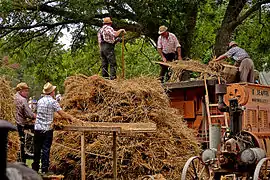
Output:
top-left (253, 158), bottom-right (270, 180)
top-left (181, 156), bottom-right (210, 180)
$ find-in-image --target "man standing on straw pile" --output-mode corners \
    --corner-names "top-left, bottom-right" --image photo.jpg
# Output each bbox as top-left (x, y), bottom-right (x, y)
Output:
top-left (32, 82), bottom-right (76, 175)
top-left (215, 41), bottom-right (254, 83)
top-left (157, 25), bottom-right (183, 83)
top-left (15, 82), bottom-right (36, 164)
top-left (98, 17), bottom-right (126, 80)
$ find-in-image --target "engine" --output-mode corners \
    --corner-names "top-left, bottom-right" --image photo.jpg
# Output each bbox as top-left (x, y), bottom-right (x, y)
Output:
top-left (202, 84), bottom-right (266, 174)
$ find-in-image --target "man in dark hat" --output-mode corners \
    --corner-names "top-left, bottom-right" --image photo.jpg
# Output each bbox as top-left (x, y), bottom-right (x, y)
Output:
top-left (14, 82), bottom-right (36, 163)
top-left (215, 41), bottom-right (254, 83)
top-left (97, 17), bottom-right (126, 80)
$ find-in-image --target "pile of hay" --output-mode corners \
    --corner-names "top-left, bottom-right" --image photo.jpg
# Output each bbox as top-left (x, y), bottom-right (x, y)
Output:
top-left (51, 75), bottom-right (199, 179)
top-left (168, 60), bottom-right (221, 81)
top-left (0, 77), bottom-right (19, 162)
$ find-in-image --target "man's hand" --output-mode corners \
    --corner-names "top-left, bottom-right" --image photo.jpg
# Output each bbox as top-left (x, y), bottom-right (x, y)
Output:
top-left (121, 29), bottom-right (126, 34)
top-left (162, 57), bottom-right (167, 63)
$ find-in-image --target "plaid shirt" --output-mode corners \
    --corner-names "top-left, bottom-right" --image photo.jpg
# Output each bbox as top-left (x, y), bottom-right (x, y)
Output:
top-left (157, 32), bottom-right (181, 54)
top-left (97, 25), bottom-right (116, 44)
top-left (14, 92), bottom-right (35, 125)
top-left (35, 95), bottom-right (62, 131)
top-left (225, 46), bottom-right (250, 62)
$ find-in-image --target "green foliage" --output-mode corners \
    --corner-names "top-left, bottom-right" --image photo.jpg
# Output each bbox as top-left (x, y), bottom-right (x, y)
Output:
top-left (234, 8), bottom-right (270, 71)
top-left (115, 37), bottom-right (159, 78)
top-left (191, 0), bottom-right (227, 62)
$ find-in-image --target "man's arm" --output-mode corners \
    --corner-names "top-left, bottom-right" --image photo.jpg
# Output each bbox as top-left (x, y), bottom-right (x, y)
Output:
top-left (115, 29), bottom-right (126, 37)
top-left (215, 54), bottom-right (227, 62)
top-left (57, 110), bottom-right (76, 121)
top-left (23, 100), bottom-right (36, 119)
top-left (157, 48), bottom-right (167, 62)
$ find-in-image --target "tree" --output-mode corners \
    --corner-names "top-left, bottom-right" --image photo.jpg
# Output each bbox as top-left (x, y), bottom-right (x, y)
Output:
top-left (214, 0), bottom-right (270, 56)
top-left (0, 0), bottom-right (200, 57)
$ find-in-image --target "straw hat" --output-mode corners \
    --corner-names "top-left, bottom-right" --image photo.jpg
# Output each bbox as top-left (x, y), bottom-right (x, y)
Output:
top-left (158, 25), bottom-right (168, 34)
top-left (43, 82), bottom-right (56, 94)
top-left (229, 41), bottom-right (238, 48)
top-left (103, 17), bottom-right (112, 24)
top-left (15, 82), bottom-right (29, 91)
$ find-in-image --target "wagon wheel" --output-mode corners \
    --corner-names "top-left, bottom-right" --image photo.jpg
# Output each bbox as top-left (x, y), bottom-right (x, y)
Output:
top-left (253, 158), bottom-right (270, 180)
top-left (181, 156), bottom-right (210, 180)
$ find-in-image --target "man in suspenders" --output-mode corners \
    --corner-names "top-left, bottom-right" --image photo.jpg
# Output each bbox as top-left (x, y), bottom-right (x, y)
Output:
top-left (97, 17), bottom-right (126, 80)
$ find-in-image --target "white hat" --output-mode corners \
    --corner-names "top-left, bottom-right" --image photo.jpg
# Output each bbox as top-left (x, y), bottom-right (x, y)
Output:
top-left (15, 82), bottom-right (29, 91)
top-left (229, 41), bottom-right (238, 48)
top-left (103, 17), bottom-right (112, 24)
top-left (158, 25), bottom-right (168, 34)
top-left (43, 82), bottom-right (56, 94)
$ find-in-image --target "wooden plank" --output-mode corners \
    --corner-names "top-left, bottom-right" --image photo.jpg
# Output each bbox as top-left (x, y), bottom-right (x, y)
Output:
top-left (265, 138), bottom-right (270, 156)
top-left (163, 79), bottom-right (217, 89)
top-left (204, 77), bottom-right (212, 149)
top-left (193, 116), bottom-right (203, 130)
top-left (121, 34), bottom-right (125, 79)
top-left (81, 132), bottom-right (86, 180)
top-left (55, 123), bottom-right (156, 133)
top-left (170, 101), bottom-right (195, 118)
top-left (56, 126), bottom-right (122, 133)
top-left (260, 139), bottom-right (266, 151)
top-left (210, 115), bottom-right (225, 118)
top-left (113, 132), bottom-right (117, 180)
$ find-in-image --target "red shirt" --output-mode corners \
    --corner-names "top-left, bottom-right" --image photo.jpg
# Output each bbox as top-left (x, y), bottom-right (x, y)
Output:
top-left (98, 25), bottom-right (116, 44)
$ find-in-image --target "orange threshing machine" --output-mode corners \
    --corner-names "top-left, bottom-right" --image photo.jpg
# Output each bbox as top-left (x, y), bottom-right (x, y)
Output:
top-left (164, 79), bottom-right (270, 179)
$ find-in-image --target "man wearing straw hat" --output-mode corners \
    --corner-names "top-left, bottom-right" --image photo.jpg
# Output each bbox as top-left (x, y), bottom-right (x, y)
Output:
top-left (157, 25), bottom-right (183, 83)
top-left (215, 41), bottom-right (254, 83)
top-left (32, 82), bottom-right (75, 175)
top-left (98, 17), bottom-right (126, 80)
top-left (14, 82), bottom-right (36, 164)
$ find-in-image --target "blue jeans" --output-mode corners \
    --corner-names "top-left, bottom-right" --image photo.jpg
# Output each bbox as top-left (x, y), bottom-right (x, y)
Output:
top-left (32, 130), bottom-right (53, 173)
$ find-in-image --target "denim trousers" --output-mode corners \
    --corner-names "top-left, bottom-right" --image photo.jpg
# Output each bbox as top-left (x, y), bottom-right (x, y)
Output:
top-left (32, 130), bottom-right (53, 173)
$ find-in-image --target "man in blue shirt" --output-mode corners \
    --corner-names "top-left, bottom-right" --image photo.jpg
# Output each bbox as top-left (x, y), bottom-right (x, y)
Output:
top-left (215, 41), bottom-right (254, 83)
top-left (32, 82), bottom-right (75, 174)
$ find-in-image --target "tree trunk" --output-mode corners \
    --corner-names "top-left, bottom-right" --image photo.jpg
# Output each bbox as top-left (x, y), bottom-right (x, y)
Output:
top-left (181, 3), bottom-right (198, 58)
top-left (214, 0), bottom-right (247, 56)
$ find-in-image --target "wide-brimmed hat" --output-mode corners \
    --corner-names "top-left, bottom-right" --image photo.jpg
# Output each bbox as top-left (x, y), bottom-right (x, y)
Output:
top-left (103, 17), bottom-right (112, 24)
top-left (43, 82), bottom-right (56, 94)
top-left (229, 41), bottom-right (238, 48)
top-left (15, 82), bottom-right (29, 91)
top-left (158, 25), bottom-right (168, 34)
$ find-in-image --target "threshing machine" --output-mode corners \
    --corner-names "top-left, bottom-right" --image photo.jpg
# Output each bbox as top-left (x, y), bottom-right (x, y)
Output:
top-left (164, 79), bottom-right (270, 179)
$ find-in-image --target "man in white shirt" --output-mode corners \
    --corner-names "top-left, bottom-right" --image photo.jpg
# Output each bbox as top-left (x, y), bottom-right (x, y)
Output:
top-left (157, 25), bottom-right (183, 83)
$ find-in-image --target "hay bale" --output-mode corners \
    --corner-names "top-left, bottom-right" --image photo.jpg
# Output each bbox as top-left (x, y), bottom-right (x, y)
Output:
top-left (0, 77), bottom-right (19, 162)
top-left (168, 60), bottom-right (238, 82)
top-left (50, 75), bottom-right (199, 179)
top-left (168, 60), bottom-right (220, 81)
top-left (220, 64), bottom-right (238, 83)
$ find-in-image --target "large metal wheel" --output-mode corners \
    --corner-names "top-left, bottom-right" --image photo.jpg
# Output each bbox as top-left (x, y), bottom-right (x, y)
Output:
top-left (181, 156), bottom-right (210, 180)
top-left (253, 158), bottom-right (270, 180)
